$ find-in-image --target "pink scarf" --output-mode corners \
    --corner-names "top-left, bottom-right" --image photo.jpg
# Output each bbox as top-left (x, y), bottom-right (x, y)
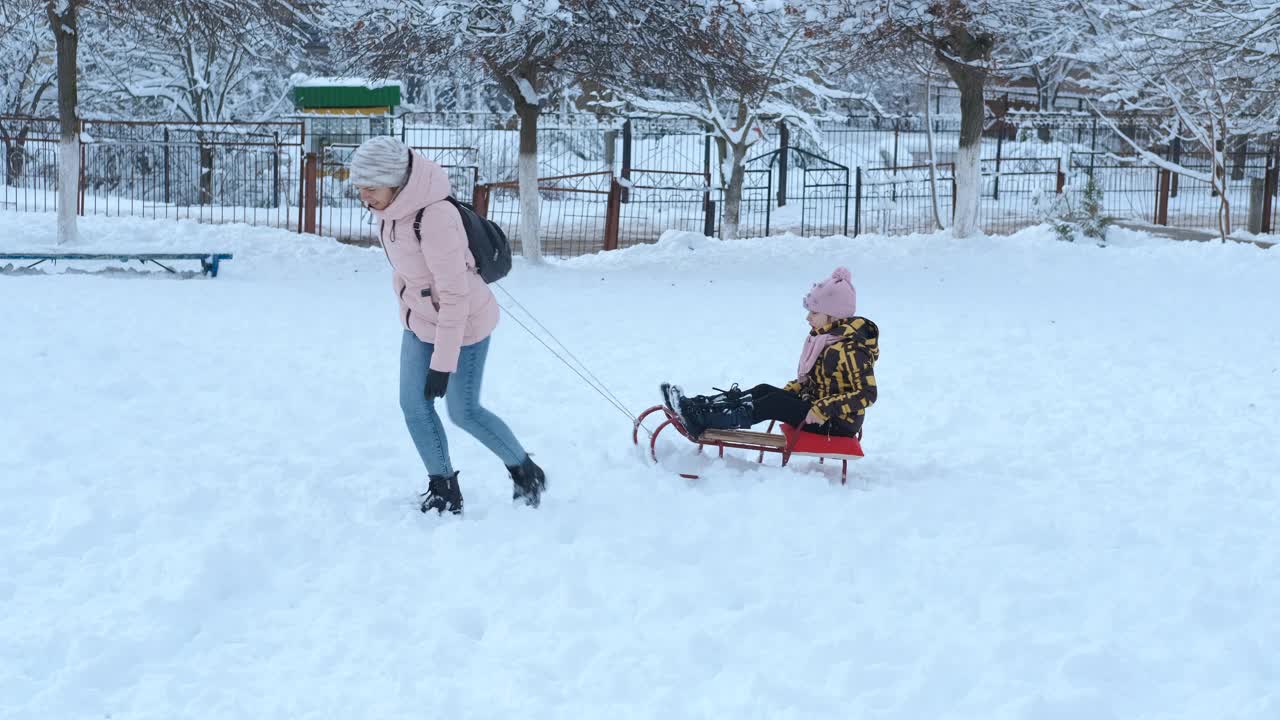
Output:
top-left (797, 331), bottom-right (840, 379)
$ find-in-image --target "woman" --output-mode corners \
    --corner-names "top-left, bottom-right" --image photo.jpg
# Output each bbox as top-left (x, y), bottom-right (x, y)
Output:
top-left (663, 267), bottom-right (878, 438)
top-left (349, 135), bottom-right (545, 515)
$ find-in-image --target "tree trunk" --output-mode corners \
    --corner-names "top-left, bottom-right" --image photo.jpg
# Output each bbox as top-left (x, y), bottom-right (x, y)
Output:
top-left (515, 98), bottom-right (542, 263)
top-left (923, 73), bottom-right (945, 231)
top-left (941, 65), bottom-right (985, 237)
top-left (495, 68), bottom-right (544, 262)
top-left (719, 138), bottom-right (749, 240)
top-left (718, 101), bottom-right (754, 241)
top-left (937, 27), bottom-right (992, 238)
top-left (47, 0), bottom-right (80, 245)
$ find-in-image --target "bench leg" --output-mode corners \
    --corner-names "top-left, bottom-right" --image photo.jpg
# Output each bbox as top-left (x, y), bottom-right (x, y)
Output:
top-left (841, 460), bottom-right (848, 485)
top-left (142, 258), bottom-right (178, 274)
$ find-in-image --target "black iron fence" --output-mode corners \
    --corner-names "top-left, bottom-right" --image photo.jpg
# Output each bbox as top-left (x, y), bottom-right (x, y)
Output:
top-left (3, 112), bottom-right (1277, 255)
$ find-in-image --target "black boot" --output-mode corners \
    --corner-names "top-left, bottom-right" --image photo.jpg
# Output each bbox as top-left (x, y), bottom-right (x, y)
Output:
top-left (420, 471), bottom-right (463, 515)
top-left (507, 456), bottom-right (546, 508)
top-left (662, 383), bottom-right (754, 438)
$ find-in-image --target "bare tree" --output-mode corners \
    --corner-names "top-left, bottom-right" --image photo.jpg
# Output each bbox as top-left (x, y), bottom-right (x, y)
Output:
top-left (335, 0), bottom-right (691, 262)
top-left (1076, 0), bottom-right (1280, 240)
top-left (0, 0), bottom-right (56, 185)
top-left (812, 0), bottom-right (1083, 238)
top-left (35, 0), bottom-right (317, 243)
top-left (46, 0), bottom-right (84, 244)
top-left (610, 3), bottom-right (873, 240)
top-left (98, 1), bottom-right (312, 204)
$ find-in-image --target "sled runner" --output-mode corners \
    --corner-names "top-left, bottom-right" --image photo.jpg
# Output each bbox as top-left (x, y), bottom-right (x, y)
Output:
top-left (633, 404), bottom-right (864, 483)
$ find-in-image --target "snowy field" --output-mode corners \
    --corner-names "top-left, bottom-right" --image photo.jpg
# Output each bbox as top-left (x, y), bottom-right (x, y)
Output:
top-left (3, 212), bottom-right (1279, 719)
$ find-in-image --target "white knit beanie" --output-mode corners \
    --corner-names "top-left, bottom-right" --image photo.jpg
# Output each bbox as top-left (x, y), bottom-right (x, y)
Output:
top-left (348, 135), bottom-right (411, 188)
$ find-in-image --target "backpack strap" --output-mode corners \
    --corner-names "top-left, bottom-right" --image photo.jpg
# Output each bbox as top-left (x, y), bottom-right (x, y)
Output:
top-left (413, 207), bottom-right (425, 243)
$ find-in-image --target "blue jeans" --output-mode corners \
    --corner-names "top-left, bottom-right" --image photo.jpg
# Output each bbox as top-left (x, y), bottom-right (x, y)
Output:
top-left (399, 331), bottom-right (528, 476)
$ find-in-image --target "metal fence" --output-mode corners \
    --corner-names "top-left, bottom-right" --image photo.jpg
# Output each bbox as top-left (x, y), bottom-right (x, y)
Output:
top-left (1, 116), bottom-right (305, 229)
top-left (3, 111), bottom-right (1277, 256)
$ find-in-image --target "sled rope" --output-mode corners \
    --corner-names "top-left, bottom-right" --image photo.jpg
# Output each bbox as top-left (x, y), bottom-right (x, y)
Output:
top-left (493, 283), bottom-right (652, 435)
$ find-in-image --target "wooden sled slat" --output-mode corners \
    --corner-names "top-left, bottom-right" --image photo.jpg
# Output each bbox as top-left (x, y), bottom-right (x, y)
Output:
top-left (697, 429), bottom-right (789, 448)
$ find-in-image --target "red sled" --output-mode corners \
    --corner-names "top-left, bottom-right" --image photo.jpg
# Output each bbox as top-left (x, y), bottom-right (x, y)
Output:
top-left (633, 404), bottom-right (865, 484)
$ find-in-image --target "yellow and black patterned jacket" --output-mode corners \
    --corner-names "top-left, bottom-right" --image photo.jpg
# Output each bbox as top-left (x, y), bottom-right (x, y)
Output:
top-left (784, 317), bottom-right (879, 433)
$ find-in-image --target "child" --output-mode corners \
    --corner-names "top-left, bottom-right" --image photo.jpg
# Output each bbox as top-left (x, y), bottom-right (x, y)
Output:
top-left (662, 267), bottom-right (878, 438)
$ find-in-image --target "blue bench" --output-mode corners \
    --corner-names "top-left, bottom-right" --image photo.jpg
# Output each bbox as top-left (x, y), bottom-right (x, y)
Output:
top-left (0, 252), bottom-right (233, 277)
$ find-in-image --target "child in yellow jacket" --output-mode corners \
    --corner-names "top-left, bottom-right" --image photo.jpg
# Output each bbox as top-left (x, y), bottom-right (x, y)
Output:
top-left (663, 267), bottom-right (878, 438)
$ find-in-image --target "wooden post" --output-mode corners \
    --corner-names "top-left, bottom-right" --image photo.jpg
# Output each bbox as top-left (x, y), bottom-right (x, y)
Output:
top-left (303, 152), bottom-right (318, 234)
top-left (1155, 168), bottom-right (1171, 226)
top-left (603, 177), bottom-right (622, 251)
top-left (1262, 159), bottom-right (1277, 234)
top-left (1247, 177), bottom-right (1266, 234)
top-left (472, 184), bottom-right (490, 218)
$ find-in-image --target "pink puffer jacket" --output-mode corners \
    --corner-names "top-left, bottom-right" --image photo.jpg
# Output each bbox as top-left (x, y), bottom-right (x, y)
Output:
top-left (370, 151), bottom-right (499, 373)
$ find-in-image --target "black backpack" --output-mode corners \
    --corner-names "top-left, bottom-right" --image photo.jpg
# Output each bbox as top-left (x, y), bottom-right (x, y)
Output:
top-left (411, 198), bottom-right (512, 284)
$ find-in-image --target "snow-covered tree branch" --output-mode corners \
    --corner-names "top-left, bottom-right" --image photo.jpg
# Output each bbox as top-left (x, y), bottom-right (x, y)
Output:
top-left (1075, 0), bottom-right (1280, 240)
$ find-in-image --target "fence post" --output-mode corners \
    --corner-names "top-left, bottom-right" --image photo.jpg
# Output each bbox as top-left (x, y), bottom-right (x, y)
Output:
top-left (1247, 177), bottom-right (1266, 234)
top-left (765, 160), bottom-right (774, 236)
top-left (1056, 157), bottom-right (1065, 195)
top-left (303, 151), bottom-right (318, 234)
top-left (621, 119), bottom-right (632, 203)
top-left (272, 131), bottom-right (280, 209)
top-left (603, 129), bottom-right (617, 174)
top-left (603, 177), bottom-right (622, 251)
top-left (854, 167), bottom-right (862, 237)
top-left (1263, 153), bottom-right (1277, 233)
top-left (993, 95), bottom-right (1008, 201)
top-left (777, 120), bottom-right (789, 207)
top-left (472, 184), bottom-right (490, 218)
top-left (163, 127), bottom-right (171, 205)
top-left (1088, 117), bottom-right (1098, 178)
top-left (891, 119), bottom-right (900, 202)
top-left (1155, 168), bottom-right (1171, 226)
top-left (1169, 134), bottom-right (1181, 197)
top-left (951, 176), bottom-right (957, 221)
top-left (843, 167), bottom-right (850, 237)
top-left (77, 135), bottom-right (86, 216)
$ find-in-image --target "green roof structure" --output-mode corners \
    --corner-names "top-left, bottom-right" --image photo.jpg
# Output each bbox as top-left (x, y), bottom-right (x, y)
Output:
top-left (292, 79), bottom-right (402, 112)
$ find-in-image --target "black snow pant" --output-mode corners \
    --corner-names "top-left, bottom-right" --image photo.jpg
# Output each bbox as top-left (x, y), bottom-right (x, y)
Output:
top-left (746, 383), bottom-right (861, 437)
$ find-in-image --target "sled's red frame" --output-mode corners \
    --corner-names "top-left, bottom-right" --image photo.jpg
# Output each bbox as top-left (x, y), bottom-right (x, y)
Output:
top-left (633, 405), bottom-right (864, 484)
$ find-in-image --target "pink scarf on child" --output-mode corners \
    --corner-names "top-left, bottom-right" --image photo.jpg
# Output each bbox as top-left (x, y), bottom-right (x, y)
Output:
top-left (797, 331), bottom-right (840, 379)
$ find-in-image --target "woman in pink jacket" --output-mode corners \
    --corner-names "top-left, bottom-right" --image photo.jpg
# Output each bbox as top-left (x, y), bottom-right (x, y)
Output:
top-left (349, 136), bottom-right (545, 515)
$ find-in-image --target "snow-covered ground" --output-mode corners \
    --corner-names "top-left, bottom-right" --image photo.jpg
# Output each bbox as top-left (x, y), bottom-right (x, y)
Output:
top-left (2, 212), bottom-right (1278, 719)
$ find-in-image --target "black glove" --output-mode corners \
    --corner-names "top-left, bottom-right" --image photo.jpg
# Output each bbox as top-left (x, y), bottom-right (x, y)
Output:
top-left (425, 369), bottom-right (450, 400)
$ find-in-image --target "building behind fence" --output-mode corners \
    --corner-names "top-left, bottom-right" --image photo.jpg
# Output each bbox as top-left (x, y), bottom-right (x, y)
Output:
top-left (2, 107), bottom-right (1277, 256)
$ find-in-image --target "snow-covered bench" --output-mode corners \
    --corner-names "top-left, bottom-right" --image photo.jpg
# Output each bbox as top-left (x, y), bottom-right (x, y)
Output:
top-left (0, 252), bottom-right (234, 277)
